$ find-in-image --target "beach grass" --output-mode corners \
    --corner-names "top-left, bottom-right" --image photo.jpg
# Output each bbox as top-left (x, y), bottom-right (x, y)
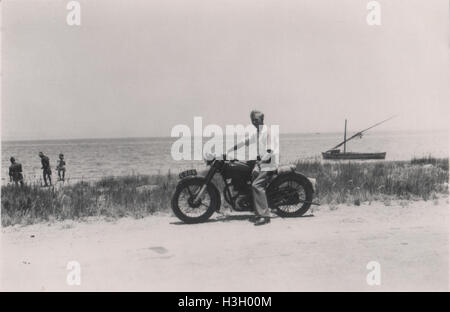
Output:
top-left (294, 157), bottom-right (448, 205)
top-left (1, 157), bottom-right (448, 226)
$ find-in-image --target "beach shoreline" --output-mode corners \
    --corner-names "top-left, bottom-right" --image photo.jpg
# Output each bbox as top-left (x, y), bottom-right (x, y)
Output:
top-left (3, 129), bottom-right (448, 186)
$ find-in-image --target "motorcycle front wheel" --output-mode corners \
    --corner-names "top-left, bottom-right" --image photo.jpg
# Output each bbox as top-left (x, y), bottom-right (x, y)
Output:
top-left (171, 177), bottom-right (220, 224)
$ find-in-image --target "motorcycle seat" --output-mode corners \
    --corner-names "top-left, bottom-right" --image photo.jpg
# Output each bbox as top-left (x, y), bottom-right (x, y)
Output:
top-left (276, 164), bottom-right (296, 174)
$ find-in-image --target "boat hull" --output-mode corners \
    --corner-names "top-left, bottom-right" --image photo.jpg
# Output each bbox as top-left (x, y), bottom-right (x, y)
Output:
top-left (322, 152), bottom-right (386, 160)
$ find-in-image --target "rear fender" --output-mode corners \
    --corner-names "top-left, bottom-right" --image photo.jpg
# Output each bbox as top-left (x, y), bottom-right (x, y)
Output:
top-left (270, 170), bottom-right (316, 193)
top-left (302, 174), bottom-right (316, 193)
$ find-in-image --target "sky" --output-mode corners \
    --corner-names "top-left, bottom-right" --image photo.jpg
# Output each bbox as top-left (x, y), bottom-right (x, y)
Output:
top-left (1, 0), bottom-right (449, 141)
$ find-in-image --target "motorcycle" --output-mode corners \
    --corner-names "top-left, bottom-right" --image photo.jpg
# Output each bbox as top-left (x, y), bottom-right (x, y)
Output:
top-left (171, 154), bottom-right (318, 224)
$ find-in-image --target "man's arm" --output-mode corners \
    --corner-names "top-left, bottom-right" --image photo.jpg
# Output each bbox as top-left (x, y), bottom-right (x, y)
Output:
top-left (226, 138), bottom-right (249, 154)
top-left (226, 128), bottom-right (259, 155)
top-left (259, 151), bottom-right (272, 163)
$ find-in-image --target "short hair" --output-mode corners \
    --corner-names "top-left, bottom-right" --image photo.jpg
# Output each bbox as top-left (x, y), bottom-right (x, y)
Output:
top-left (250, 110), bottom-right (264, 122)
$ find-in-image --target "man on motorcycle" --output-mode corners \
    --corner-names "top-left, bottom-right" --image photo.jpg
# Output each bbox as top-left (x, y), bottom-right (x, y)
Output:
top-left (227, 110), bottom-right (279, 226)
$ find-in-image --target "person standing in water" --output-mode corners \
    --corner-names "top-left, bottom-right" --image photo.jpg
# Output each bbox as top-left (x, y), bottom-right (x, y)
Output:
top-left (39, 152), bottom-right (52, 186)
top-left (56, 153), bottom-right (66, 181)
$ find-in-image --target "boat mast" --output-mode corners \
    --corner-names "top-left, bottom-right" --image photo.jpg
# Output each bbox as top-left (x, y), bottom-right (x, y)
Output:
top-left (325, 115), bottom-right (397, 152)
top-left (344, 119), bottom-right (347, 153)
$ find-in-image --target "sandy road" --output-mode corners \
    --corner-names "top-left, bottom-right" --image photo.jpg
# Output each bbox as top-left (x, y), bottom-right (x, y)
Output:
top-left (1, 198), bottom-right (449, 291)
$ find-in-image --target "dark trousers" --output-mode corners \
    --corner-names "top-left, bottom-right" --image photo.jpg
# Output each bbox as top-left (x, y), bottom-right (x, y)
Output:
top-left (11, 174), bottom-right (24, 186)
top-left (43, 169), bottom-right (52, 186)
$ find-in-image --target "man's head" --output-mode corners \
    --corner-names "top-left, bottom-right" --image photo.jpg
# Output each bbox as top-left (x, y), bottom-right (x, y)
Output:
top-left (59, 153), bottom-right (64, 159)
top-left (250, 110), bottom-right (264, 128)
top-left (10, 157), bottom-right (15, 164)
top-left (38, 152), bottom-right (44, 158)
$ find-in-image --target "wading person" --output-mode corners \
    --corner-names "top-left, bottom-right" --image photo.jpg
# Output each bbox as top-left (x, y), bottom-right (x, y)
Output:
top-left (227, 110), bottom-right (279, 226)
top-left (56, 153), bottom-right (66, 181)
top-left (9, 157), bottom-right (24, 186)
top-left (39, 152), bottom-right (52, 186)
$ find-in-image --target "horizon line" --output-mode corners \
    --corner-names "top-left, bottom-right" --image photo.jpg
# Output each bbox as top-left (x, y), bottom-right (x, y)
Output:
top-left (1, 128), bottom-right (447, 143)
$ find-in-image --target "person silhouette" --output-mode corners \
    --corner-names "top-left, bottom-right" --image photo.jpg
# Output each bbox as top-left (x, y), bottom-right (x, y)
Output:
top-left (9, 157), bottom-right (24, 186)
top-left (56, 153), bottom-right (66, 181)
top-left (39, 152), bottom-right (52, 186)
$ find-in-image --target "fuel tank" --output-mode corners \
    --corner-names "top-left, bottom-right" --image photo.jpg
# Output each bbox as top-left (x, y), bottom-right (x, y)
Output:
top-left (222, 161), bottom-right (254, 183)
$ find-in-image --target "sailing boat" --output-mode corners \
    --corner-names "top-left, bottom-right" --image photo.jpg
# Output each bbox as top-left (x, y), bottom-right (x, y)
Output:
top-left (322, 116), bottom-right (395, 160)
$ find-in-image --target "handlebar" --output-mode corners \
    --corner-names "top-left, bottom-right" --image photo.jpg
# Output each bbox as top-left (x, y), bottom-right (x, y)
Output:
top-left (204, 152), bottom-right (238, 164)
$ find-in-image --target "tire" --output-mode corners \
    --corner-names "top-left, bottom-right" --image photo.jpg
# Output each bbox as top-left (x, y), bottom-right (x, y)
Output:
top-left (171, 177), bottom-right (220, 224)
top-left (267, 173), bottom-right (313, 217)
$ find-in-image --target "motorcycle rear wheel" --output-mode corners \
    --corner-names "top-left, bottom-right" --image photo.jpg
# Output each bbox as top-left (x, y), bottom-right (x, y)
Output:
top-left (171, 177), bottom-right (220, 224)
top-left (267, 173), bottom-right (313, 217)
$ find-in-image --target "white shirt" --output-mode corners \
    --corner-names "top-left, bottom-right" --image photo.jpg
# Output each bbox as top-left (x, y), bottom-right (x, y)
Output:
top-left (247, 125), bottom-right (279, 171)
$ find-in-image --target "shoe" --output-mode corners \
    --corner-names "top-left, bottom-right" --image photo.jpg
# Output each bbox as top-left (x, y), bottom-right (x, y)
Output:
top-left (254, 217), bottom-right (271, 226)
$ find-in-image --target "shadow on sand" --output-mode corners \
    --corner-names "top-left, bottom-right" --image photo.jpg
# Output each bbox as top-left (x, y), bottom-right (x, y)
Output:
top-left (170, 213), bottom-right (314, 225)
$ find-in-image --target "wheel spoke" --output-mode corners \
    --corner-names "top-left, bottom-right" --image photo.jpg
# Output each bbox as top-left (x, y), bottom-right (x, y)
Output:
top-left (272, 179), bottom-right (309, 214)
top-left (182, 188), bottom-right (191, 198)
top-left (177, 182), bottom-right (212, 218)
top-left (186, 186), bottom-right (194, 197)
